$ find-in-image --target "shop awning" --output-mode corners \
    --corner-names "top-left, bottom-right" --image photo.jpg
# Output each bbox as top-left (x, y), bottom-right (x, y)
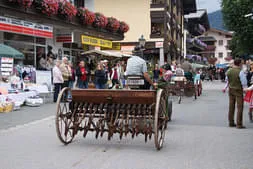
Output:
top-left (0, 44), bottom-right (24, 59)
top-left (82, 50), bottom-right (122, 58)
top-left (192, 63), bottom-right (208, 69)
top-left (216, 63), bottom-right (229, 68)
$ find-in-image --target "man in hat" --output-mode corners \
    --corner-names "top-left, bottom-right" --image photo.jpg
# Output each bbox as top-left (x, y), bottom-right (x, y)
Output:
top-left (226, 58), bottom-right (248, 129)
top-left (125, 46), bottom-right (156, 89)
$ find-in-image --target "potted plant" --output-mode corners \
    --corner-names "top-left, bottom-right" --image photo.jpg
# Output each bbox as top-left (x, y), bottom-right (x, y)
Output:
top-left (106, 17), bottom-right (120, 32)
top-left (77, 8), bottom-right (95, 25)
top-left (58, 0), bottom-right (77, 20)
top-left (93, 13), bottom-right (108, 29)
top-left (8, 0), bottom-right (33, 9)
top-left (119, 21), bottom-right (129, 33)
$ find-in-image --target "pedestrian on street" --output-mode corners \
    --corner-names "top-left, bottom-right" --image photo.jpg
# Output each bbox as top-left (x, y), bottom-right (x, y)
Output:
top-left (94, 64), bottom-right (107, 89)
top-left (153, 64), bottom-right (160, 83)
top-left (110, 64), bottom-right (120, 87)
top-left (52, 60), bottom-right (63, 102)
top-left (243, 61), bottom-right (253, 123)
top-left (76, 61), bottom-right (88, 89)
top-left (226, 58), bottom-right (248, 129)
top-left (68, 62), bottom-right (76, 89)
top-left (59, 57), bottom-right (71, 88)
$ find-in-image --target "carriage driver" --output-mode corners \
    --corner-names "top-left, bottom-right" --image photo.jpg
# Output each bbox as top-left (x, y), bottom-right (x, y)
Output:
top-left (125, 46), bottom-right (157, 89)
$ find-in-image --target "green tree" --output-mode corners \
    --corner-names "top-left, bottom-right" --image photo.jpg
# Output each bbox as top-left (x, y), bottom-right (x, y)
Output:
top-left (222, 0), bottom-right (253, 57)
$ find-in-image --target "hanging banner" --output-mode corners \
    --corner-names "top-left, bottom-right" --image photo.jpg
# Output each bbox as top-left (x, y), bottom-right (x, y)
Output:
top-left (56, 33), bottom-right (73, 43)
top-left (81, 35), bottom-right (112, 48)
top-left (0, 16), bottom-right (53, 38)
top-left (101, 42), bottom-right (121, 50)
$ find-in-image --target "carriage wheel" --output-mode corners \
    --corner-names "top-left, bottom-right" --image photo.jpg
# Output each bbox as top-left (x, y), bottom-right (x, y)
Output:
top-left (194, 85), bottom-right (197, 100)
top-left (55, 87), bottom-right (75, 145)
top-left (154, 89), bottom-right (167, 150)
top-left (167, 98), bottom-right (172, 122)
top-left (178, 95), bottom-right (181, 104)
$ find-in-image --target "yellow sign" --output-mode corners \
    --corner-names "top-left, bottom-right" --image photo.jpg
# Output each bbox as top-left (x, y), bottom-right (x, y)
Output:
top-left (81, 35), bottom-right (112, 48)
top-left (101, 42), bottom-right (121, 50)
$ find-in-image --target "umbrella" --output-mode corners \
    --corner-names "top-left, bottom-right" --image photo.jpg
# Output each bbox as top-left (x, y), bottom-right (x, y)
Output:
top-left (81, 50), bottom-right (122, 58)
top-left (0, 44), bottom-right (24, 59)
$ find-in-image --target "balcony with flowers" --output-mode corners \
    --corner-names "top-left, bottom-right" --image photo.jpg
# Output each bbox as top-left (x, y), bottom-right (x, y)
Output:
top-left (0, 0), bottom-right (130, 40)
top-left (187, 37), bottom-right (207, 52)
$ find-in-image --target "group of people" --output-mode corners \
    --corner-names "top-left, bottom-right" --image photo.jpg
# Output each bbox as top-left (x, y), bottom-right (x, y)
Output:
top-left (223, 58), bottom-right (253, 129)
top-left (52, 57), bottom-right (127, 102)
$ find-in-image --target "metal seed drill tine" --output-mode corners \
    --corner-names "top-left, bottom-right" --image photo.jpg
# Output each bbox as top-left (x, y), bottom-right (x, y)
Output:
top-left (95, 121), bottom-right (100, 139)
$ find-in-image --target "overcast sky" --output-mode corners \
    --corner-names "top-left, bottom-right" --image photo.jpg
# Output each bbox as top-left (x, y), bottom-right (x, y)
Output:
top-left (196, 0), bottom-right (221, 13)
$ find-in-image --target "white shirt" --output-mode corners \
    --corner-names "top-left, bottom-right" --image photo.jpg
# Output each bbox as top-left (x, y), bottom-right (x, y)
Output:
top-left (125, 56), bottom-right (147, 76)
top-left (53, 66), bottom-right (64, 84)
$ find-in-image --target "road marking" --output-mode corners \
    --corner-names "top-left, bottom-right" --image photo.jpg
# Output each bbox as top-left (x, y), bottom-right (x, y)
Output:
top-left (0, 115), bottom-right (54, 134)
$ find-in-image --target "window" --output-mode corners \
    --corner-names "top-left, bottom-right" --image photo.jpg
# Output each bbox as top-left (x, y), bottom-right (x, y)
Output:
top-left (227, 52), bottom-right (231, 57)
top-left (74, 0), bottom-right (85, 8)
top-left (227, 40), bottom-right (231, 45)
top-left (218, 52), bottom-right (223, 58)
top-left (218, 40), bottom-right (223, 46)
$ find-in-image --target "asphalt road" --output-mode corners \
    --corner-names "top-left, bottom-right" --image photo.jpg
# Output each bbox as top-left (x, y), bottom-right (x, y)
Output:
top-left (0, 81), bottom-right (253, 169)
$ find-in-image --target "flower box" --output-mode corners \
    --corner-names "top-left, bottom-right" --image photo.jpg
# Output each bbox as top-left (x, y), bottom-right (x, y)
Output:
top-left (106, 17), bottom-right (120, 32)
top-left (93, 13), bottom-right (108, 29)
top-left (58, 0), bottom-right (77, 20)
top-left (7, 0), bottom-right (33, 9)
top-left (119, 21), bottom-right (129, 33)
top-left (34, 0), bottom-right (59, 16)
top-left (77, 8), bottom-right (95, 25)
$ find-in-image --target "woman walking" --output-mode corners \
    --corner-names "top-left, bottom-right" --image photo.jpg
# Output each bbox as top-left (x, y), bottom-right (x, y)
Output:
top-left (94, 64), bottom-right (107, 89)
top-left (68, 62), bottom-right (76, 89)
top-left (244, 62), bottom-right (253, 123)
top-left (110, 64), bottom-right (120, 87)
top-left (76, 61), bottom-right (88, 89)
top-left (52, 60), bottom-right (63, 102)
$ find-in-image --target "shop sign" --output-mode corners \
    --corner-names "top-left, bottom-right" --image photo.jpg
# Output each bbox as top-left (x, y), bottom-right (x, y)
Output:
top-left (155, 42), bottom-right (163, 48)
top-left (81, 35), bottom-right (112, 48)
top-left (101, 42), bottom-right (121, 50)
top-left (56, 33), bottom-right (73, 43)
top-left (0, 57), bottom-right (13, 76)
top-left (0, 16), bottom-right (53, 38)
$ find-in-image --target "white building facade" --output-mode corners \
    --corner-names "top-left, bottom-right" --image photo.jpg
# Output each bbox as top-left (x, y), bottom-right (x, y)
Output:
top-left (204, 28), bottom-right (233, 64)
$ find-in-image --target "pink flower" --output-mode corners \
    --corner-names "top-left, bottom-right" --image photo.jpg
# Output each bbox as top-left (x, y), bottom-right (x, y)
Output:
top-left (58, 0), bottom-right (77, 20)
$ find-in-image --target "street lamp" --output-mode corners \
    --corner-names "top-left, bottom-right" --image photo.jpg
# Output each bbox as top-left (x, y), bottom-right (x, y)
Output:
top-left (138, 35), bottom-right (146, 48)
top-left (244, 8), bottom-right (253, 19)
top-left (137, 35), bottom-right (146, 59)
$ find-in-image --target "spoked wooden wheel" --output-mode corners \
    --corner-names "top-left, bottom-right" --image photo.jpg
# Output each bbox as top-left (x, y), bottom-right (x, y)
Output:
top-left (194, 85), bottom-right (198, 100)
top-left (154, 89), bottom-right (167, 150)
top-left (167, 97), bottom-right (172, 122)
top-left (55, 87), bottom-right (75, 145)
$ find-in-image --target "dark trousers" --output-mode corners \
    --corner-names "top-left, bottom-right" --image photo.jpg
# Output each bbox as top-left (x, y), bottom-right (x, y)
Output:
top-left (228, 88), bottom-right (244, 126)
top-left (54, 83), bottom-right (62, 102)
top-left (112, 79), bottom-right (119, 86)
top-left (63, 81), bottom-right (69, 88)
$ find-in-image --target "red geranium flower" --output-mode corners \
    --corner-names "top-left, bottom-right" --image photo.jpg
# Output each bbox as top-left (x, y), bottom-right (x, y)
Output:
top-left (77, 8), bottom-right (95, 25)
top-left (106, 17), bottom-right (120, 32)
top-left (93, 13), bottom-right (108, 28)
top-left (41, 0), bottom-right (59, 16)
top-left (58, 0), bottom-right (77, 20)
top-left (119, 21), bottom-right (129, 33)
top-left (8, 0), bottom-right (33, 8)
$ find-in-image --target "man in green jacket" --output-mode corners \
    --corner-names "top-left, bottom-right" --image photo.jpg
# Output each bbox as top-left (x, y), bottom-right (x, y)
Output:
top-left (227, 58), bottom-right (247, 129)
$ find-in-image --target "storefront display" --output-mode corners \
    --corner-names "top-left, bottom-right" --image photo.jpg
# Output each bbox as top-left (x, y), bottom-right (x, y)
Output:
top-left (0, 57), bottom-right (13, 76)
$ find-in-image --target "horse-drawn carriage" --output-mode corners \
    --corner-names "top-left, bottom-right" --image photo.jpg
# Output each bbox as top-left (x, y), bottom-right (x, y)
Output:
top-left (158, 72), bottom-right (202, 104)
